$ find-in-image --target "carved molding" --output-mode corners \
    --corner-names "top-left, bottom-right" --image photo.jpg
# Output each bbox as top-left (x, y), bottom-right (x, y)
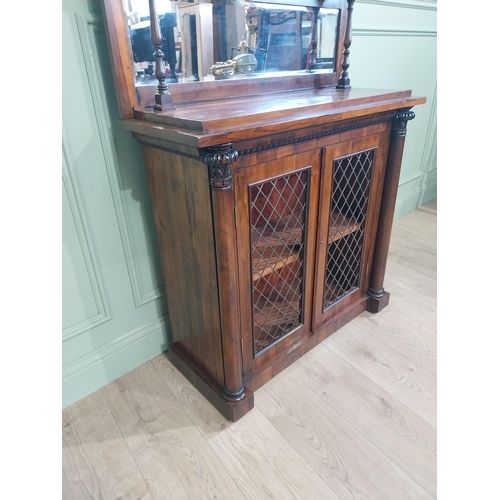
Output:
top-left (137, 139), bottom-right (201, 160)
top-left (200, 145), bottom-right (239, 190)
top-left (238, 116), bottom-right (391, 155)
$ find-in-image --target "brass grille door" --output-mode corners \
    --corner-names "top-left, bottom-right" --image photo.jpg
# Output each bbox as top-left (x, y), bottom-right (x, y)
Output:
top-left (250, 171), bottom-right (307, 355)
top-left (314, 133), bottom-right (389, 331)
top-left (235, 151), bottom-right (320, 377)
top-left (323, 149), bottom-right (374, 308)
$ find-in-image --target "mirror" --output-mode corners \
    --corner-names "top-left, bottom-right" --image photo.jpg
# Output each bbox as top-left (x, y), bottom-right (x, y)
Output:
top-left (123, 0), bottom-right (340, 86)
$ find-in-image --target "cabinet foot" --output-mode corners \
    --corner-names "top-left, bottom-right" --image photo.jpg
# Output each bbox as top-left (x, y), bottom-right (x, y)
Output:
top-left (366, 291), bottom-right (390, 312)
top-left (166, 343), bottom-right (254, 422)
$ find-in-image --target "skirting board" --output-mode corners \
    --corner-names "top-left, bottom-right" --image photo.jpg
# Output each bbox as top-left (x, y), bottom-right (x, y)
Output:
top-left (394, 182), bottom-right (437, 220)
top-left (62, 317), bottom-right (169, 408)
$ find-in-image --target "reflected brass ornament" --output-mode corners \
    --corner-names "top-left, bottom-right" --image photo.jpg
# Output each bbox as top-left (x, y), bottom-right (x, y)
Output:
top-left (211, 53), bottom-right (258, 76)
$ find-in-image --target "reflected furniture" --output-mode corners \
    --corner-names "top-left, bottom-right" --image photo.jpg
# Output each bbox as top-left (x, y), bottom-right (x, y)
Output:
top-left (130, 13), bottom-right (178, 82)
top-left (100, 0), bottom-right (426, 421)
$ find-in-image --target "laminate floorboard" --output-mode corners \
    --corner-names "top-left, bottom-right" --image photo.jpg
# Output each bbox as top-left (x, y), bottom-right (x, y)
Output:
top-left (62, 199), bottom-right (437, 499)
top-left (388, 205), bottom-right (436, 267)
top-left (62, 390), bottom-right (108, 430)
top-left (325, 326), bottom-right (437, 427)
top-left (101, 362), bottom-right (244, 500)
top-left (354, 309), bottom-right (437, 376)
top-left (386, 236), bottom-right (436, 279)
top-left (288, 342), bottom-right (354, 394)
top-left (321, 369), bottom-right (437, 497)
top-left (385, 262), bottom-right (436, 309)
top-left (152, 355), bottom-right (338, 500)
top-left (257, 370), bottom-right (433, 500)
top-left (62, 409), bottom-right (153, 500)
top-left (380, 287), bottom-right (437, 332)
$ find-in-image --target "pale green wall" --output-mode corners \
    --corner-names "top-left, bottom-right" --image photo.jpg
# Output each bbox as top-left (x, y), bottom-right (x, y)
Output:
top-left (62, 0), bottom-right (437, 408)
top-left (62, 0), bottom-right (169, 407)
top-left (352, 0), bottom-right (437, 217)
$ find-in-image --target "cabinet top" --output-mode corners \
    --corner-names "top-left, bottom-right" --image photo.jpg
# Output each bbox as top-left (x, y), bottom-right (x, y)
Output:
top-left (123, 86), bottom-right (426, 148)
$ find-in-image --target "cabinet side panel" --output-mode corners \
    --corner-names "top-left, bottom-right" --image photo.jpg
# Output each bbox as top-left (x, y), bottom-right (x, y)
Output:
top-left (143, 147), bottom-right (224, 386)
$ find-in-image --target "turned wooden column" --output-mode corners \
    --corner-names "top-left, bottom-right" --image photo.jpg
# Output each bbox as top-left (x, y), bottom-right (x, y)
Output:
top-left (306, 7), bottom-right (320, 71)
top-left (367, 108), bottom-right (415, 312)
top-left (337, 0), bottom-right (355, 89)
top-left (148, 0), bottom-right (174, 111)
top-left (200, 145), bottom-right (246, 402)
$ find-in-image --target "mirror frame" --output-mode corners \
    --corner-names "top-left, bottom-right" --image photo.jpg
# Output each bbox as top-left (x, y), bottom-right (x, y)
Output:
top-left (100, 0), bottom-right (349, 119)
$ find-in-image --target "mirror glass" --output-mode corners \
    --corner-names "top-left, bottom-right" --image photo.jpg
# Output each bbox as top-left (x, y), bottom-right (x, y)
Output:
top-left (123, 0), bottom-right (340, 85)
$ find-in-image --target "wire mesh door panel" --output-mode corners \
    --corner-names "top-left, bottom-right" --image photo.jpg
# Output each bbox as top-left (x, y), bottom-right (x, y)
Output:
top-left (235, 151), bottom-right (320, 376)
top-left (250, 170), bottom-right (308, 355)
top-left (323, 149), bottom-right (375, 308)
top-left (313, 133), bottom-right (388, 331)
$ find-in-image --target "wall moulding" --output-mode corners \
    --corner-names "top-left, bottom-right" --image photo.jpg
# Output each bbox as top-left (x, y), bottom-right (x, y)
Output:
top-left (353, 28), bottom-right (436, 37)
top-left (395, 181), bottom-right (436, 217)
top-left (62, 316), bottom-right (169, 408)
top-left (398, 84), bottom-right (436, 188)
top-left (62, 145), bottom-right (111, 342)
top-left (77, 14), bottom-right (164, 309)
top-left (418, 83), bottom-right (437, 175)
top-left (357, 0), bottom-right (436, 11)
top-left (62, 316), bottom-right (168, 378)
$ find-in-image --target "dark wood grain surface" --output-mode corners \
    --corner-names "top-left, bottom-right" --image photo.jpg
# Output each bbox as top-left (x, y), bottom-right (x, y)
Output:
top-left (100, 0), bottom-right (138, 119)
top-left (133, 87), bottom-right (423, 131)
top-left (143, 148), bottom-right (225, 387)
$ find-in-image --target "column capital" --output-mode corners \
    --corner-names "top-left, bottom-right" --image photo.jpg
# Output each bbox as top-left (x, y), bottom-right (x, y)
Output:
top-left (392, 108), bottom-right (416, 137)
top-left (200, 144), bottom-right (238, 190)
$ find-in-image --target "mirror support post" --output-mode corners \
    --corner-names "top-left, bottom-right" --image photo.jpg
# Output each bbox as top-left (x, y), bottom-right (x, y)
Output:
top-left (337, 0), bottom-right (355, 89)
top-left (306, 7), bottom-right (320, 72)
top-left (149, 0), bottom-right (175, 110)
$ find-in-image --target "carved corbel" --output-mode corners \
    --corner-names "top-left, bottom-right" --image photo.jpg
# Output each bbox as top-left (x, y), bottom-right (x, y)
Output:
top-left (392, 108), bottom-right (416, 137)
top-left (200, 145), bottom-right (239, 190)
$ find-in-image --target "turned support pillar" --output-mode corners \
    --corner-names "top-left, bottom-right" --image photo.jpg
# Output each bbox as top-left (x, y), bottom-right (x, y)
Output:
top-left (337, 0), bottom-right (355, 89)
top-left (367, 108), bottom-right (415, 312)
top-left (148, 0), bottom-right (174, 111)
top-left (201, 145), bottom-right (246, 401)
top-left (306, 7), bottom-right (320, 71)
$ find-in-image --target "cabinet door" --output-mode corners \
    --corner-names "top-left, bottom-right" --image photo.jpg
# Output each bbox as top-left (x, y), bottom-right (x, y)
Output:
top-left (235, 151), bottom-right (321, 377)
top-left (313, 133), bottom-right (389, 330)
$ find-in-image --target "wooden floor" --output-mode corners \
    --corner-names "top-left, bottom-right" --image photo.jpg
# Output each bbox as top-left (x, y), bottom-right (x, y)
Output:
top-left (62, 199), bottom-right (437, 500)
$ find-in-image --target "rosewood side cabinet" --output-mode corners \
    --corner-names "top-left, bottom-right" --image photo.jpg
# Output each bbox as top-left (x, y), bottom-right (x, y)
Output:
top-left (100, 0), bottom-right (426, 421)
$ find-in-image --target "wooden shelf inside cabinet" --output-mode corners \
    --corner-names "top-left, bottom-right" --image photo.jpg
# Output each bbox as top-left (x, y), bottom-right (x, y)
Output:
top-left (251, 212), bottom-right (304, 282)
top-left (250, 211), bottom-right (360, 282)
top-left (252, 246), bottom-right (300, 282)
top-left (322, 213), bottom-right (363, 308)
top-left (328, 212), bottom-right (360, 244)
top-left (253, 295), bottom-right (302, 353)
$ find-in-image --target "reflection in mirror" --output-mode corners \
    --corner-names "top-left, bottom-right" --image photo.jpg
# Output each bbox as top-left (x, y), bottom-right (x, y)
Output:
top-left (123, 0), bottom-right (339, 85)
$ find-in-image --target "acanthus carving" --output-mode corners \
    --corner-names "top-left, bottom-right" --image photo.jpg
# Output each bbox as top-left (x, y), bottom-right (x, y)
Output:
top-left (200, 145), bottom-right (238, 190)
top-left (392, 108), bottom-right (416, 137)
